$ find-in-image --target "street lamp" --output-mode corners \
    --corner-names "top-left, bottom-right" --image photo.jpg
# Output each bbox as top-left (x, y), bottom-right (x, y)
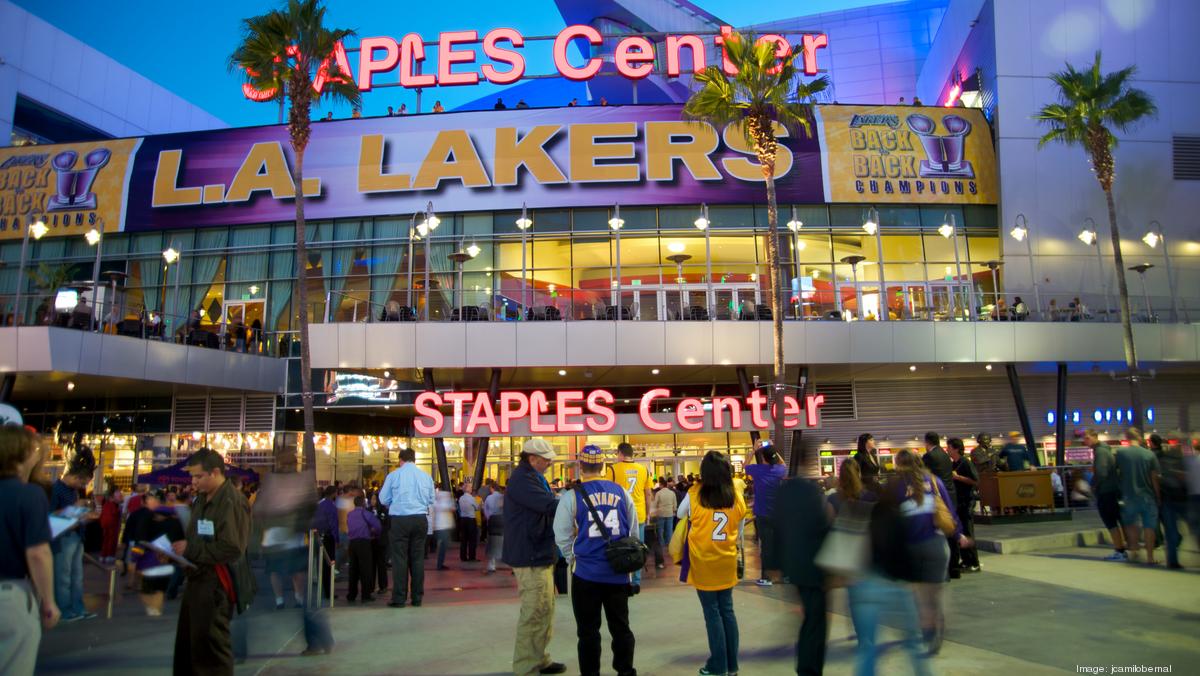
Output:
top-left (516, 202), bottom-right (533, 318)
top-left (1009, 213), bottom-right (1040, 319)
top-left (85, 226), bottom-right (103, 330)
top-left (940, 213), bottom-right (964, 320)
top-left (863, 207), bottom-right (887, 321)
top-left (1128, 263), bottom-right (1155, 322)
top-left (695, 203), bottom-right (713, 319)
top-left (1143, 220), bottom-right (1178, 321)
top-left (163, 243), bottom-right (182, 339)
top-left (1079, 217), bottom-right (1110, 319)
top-left (839, 255), bottom-right (866, 320)
top-left (609, 204), bottom-right (624, 321)
top-left (787, 214), bottom-right (803, 319)
top-left (666, 253), bottom-right (693, 319)
top-left (448, 241), bottom-right (479, 317)
top-left (406, 213), bottom-right (417, 308)
top-left (420, 201), bottom-right (440, 320)
top-left (14, 217), bottom-right (49, 325)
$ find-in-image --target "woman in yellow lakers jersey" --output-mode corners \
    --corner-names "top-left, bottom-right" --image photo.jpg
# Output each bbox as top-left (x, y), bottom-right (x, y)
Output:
top-left (676, 451), bottom-right (747, 676)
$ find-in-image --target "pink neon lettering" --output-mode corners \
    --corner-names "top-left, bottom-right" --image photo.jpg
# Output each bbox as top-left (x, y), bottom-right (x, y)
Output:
top-left (676, 398), bottom-right (705, 431)
top-left (553, 25), bottom-right (602, 81)
top-left (529, 391), bottom-right (555, 433)
top-left (498, 391), bottom-right (529, 434)
top-left (755, 34), bottom-right (790, 75)
top-left (555, 390), bottom-right (585, 433)
top-left (747, 390), bottom-right (769, 429)
top-left (638, 388), bottom-right (672, 432)
top-left (801, 33), bottom-right (828, 76)
top-left (711, 396), bottom-right (742, 429)
top-left (805, 394), bottom-right (826, 428)
top-left (413, 392), bottom-right (444, 435)
top-left (614, 36), bottom-right (655, 79)
top-left (359, 37), bottom-right (400, 91)
top-left (444, 392), bottom-right (474, 435)
top-left (585, 390), bottom-right (616, 433)
top-left (438, 30), bottom-right (479, 86)
top-left (665, 34), bottom-right (705, 77)
top-left (481, 28), bottom-right (525, 84)
top-left (464, 393), bottom-right (499, 434)
top-left (400, 33), bottom-right (436, 88)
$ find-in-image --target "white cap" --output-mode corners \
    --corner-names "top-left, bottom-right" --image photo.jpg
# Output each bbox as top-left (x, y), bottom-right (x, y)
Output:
top-left (522, 438), bottom-right (557, 461)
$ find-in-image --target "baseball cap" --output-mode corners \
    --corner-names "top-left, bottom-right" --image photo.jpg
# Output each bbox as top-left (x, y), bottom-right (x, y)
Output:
top-left (579, 444), bottom-right (604, 465)
top-left (523, 438), bottom-right (557, 460)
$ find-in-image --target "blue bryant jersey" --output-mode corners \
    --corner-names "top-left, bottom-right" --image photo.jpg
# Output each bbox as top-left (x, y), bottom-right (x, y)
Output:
top-left (573, 478), bottom-right (633, 585)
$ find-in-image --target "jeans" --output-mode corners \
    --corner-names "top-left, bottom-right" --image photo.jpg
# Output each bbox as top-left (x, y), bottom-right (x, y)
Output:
top-left (434, 528), bottom-right (452, 568)
top-left (847, 575), bottom-right (930, 676)
top-left (696, 588), bottom-right (738, 674)
top-left (571, 575), bottom-right (636, 676)
top-left (656, 517), bottom-right (675, 552)
top-left (1161, 500), bottom-right (1185, 567)
top-left (631, 524), bottom-right (646, 586)
top-left (487, 534), bottom-right (504, 571)
top-left (53, 533), bottom-right (85, 618)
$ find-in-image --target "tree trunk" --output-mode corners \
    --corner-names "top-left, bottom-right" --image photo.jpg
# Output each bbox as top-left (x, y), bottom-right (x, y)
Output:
top-left (763, 172), bottom-right (788, 471)
top-left (1104, 187), bottom-right (1144, 428)
top-left (292, 148), bottom-right (316, 470)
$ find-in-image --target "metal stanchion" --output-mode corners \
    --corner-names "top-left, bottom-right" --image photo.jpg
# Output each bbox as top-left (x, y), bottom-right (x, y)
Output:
top-left (306, 530), bottom-right (315, 610)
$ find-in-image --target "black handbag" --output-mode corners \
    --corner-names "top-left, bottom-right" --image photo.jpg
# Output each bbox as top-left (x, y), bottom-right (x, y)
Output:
top-left (579, 485), bottom-right (648, 575)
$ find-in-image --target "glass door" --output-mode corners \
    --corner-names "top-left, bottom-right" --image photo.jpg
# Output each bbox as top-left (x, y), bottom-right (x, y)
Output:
top-left (222, 299), bottom-right (266, 350)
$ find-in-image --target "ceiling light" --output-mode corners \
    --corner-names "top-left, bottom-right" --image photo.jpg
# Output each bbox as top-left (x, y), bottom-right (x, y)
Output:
top-left (557, 369), bottom-right (567, 376)
top-left (985, 364), bottom-right (993, 371)
top-left (382, 370), bottom-right (390, 378)
top-left (651, 368), bottom-right (660, 375)
top-left (908, 365), bottom-right (917, 372)
top-left (67, 381), bottom-right (76, 391)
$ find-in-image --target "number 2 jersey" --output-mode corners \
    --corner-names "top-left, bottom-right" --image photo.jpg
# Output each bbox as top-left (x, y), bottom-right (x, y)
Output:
top-left (682, 485), bottom-right (747, 591)
top-left (553, 477), bottom-right (637, 585)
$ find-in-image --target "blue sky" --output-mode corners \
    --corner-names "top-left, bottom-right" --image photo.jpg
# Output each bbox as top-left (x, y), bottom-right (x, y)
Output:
top-left (15, 0), bottom-right (881, 127)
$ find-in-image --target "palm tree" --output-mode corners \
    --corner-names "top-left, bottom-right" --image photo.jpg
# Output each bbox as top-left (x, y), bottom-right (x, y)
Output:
top-left (231, 0), bottom-right (359, 469)
top-left (683, 32), bottom-right (827, 475)
top-left (1036, 51), bottom-right (1157, 427)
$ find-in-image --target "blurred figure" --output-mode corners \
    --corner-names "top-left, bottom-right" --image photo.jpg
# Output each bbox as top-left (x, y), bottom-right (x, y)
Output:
top-left (483, 485), bottom-right (505, 574)
top-left (99, 486), bottom-right (122, 564)
top-left (744, 439), bottom-right (786, 587)
top-left (1151, 434), bottom-right (1187, 569)
top-left (458, 481), bottom-right (480, 562)
top-left (371, 492), bottom-right (391, 591)
top-left (312, 486), bottom-right (338, 598)
top-left (1115, 428), bottom-right (1161, 564)
top-left (829, 457), bottom-right (875, 514)
top-left (920, 432), bottom-right (959, 580)
top-left (125, 491), bottom-right (184, 616)
top-left (678, 451), bottom-right (747, 676)
top-left (652, 477), bottom-right (677, 570)
top-left (775, 472), bottom-right (831, 675)
top-left (998, 431), bottom-right (1038, 471)
top-left (1083, 429), bottom-right (1128, 560)
top-left (432, 487), bottom-right (455, 570)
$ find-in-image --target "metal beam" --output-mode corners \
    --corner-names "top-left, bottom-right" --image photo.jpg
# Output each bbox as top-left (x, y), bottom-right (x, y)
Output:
top-left (422, 369), bottom-right (452, 491)
top-left (1055, 363), bottom-right (1068, 467)
top-left (1005, 364), bottom-right (1037, 461)
top-left (472, 369), bottom-right (502, 490)
top-left (735, 367), bottom-right (761, 452)
top-left (787, 367), bottom-right (810, 478)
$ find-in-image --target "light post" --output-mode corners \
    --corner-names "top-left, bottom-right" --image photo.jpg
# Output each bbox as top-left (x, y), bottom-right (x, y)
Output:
top-left (861, 207), bottom-right (887, 321)
top-left (14, 217), bottom-right (48, 325)
top-left (85, 226), bottom-right (103, 331)
top-left (163, 243), bottom-right (182, 340)
top-left (839, 255), bottom-right (866, 320)
top-left (939, 213), bottom-right (964, 320)
top-left (1128, 263), bottom-right (1155, 322)
top-left (609, 204), bottom-right (624, 321)
top-left (1143, 221), bottom-right (1178, 321)
top-left (694, 203), bottom-right (712, 319)
top-left (786, 208), bottom-right (803, 319)
top-left (406, 213), bottom-right (417, 308)
top-left (1009, 214), bottom-right (1040, 319)
top-left (1078, 217), bottom-right (1109, 320)
top-left (666, 253), bottom-right (692, 319)
top-left (419, 201), bottom-right (441, 320)
top-left (516, 203), bottom-right (533, 319)
top-left (985, 261), bottom-right (1003, 316)
top-left (448, 241), bottom-right (479, 318)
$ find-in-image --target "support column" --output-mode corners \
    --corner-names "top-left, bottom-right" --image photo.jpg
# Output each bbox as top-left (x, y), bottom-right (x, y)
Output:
top-left (1005, 364), bottom-right (1036, 460)
top-left (422, 369), bottom-right (452, 491)
top-left (0, 374), bottom-right (15, 402)
top-left (787, 367), bottom-right (809, 478)
top-left (471, 369), bottom-right (502, 490)
top-left (1055, 363), bottom-right (1068, 467)
top-left (735, 367), bottom-right (761, 451)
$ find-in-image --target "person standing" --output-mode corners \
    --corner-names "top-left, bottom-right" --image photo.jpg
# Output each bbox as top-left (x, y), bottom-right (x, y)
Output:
top-left (920, 432), bottom-right (960, 579)
top-left (483, 485), bottom-right (506, 574)
top-left (1083, 429), bottom-right (1129, 560)
top-left (554, 445), bottom-right (638, 676)
top-left (853, 433), bottom-right (882, 489)
top-left (744, 439), bottom-right (787, 587)
top-left (0, 427), bottom-right (60, 676)
top-left (607, 442), bottom-right (651, 593)
top-left (432, 487), bottom-right (456, 570)
top-left (651, 477), bottom-right (677, 569)
top-left (774, 471), bottom-right (831, 675)
top-left (459, 481), bottom-right (480, 562)
top-left (379, 448), bottom-right (435, 608)
top-left (947, 438), bottom-right (981, 573)
top-left (312, 486), bottom-right (339, 599)
top-left (50, 450), bottom-right (97, 622)
top-left (677, 451), bottom-right (747, 676)
top-left (172, 448), bottom-right (252, 675)
top-left (504, 439), bottom-right (566, 676)
top-left (1115, 428), bottom-right (1161, 564)
top-left (346, 495), bottom-right (382, 603)
top-left (1150, 434), bottom-right (1188, 569)
top-left (371, 492), bottom-right (391, 591)
top-left (99, 487), bottom-right (122, 564)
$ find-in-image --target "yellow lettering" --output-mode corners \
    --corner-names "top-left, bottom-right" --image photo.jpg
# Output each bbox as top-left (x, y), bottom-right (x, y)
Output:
top-left (720, 121), bottom-right (793, 181)
top-left (225, 142), bottom-right (296, 203)
top-left (644, 121), bottom-right (721, 181)
top-left (412, 130), bottom-right (492, 190)
top-left (850, 129), bottom-right (866, 150)
top-left (569, 122), bottom-right (640, 183)
top-left (151, 150), bottom-right (202, 207)
top-left (493, 126), bottom-right (566, 186)
top-left (357, 134), bottom-right (412, 193)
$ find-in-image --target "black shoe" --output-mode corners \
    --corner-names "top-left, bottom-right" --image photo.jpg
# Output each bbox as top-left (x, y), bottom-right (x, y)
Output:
top-left (275, 601), bottom-right (285, 610)
top-left (388, 601), bottom-right (406, 608)
top-left (411, 599), bottom-right (422, 607)
top-left (949, 569), bottom-right (962, 579)
top-left (301, 646), bottom-right (333, 657)
top-left (631, 584), bottom-right (641, 595)
top-left (539, 662), bottom-right (567, 674)
top-left (362, 596), bottom-right (374, 603)
top-left (437, 566), bottom-right (450, 570)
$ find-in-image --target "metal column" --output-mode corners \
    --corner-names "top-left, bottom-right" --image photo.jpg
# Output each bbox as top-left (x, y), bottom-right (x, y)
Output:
top-left (0, 374), bottom-right (14, 402)
top-left (786, 367), bottom-right (810, 478)
top-left (471, 369), bottom-right (502, 490)
top-left (1055, 363), bottom-right (1068, 467)
top-left (1005, 364), bottom-right (1037, 458)
top-left (423, 369), bottom-right (452, 490)
top-left (735, 367), bottom-right (761, 450)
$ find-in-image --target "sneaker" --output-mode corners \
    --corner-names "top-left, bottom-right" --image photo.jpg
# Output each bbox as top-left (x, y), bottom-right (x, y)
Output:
top-left (968, 565), bottom-right (982, 573)
top-left (656, 564), bottom-right (665, 570)
top-left (631, 584), bottom-right (641, 595)
top-left (755, 579), bottom-right (773, 587)
top-left (81, 612), bottom-right (98, 620)
top-left (538, 662), bottom-right (567, 674)
top-left (275, 601), bottom-right (285, 610)
top-left (62, 614), bottom-right (84, 623)
top-left (1103, 551), bottom-right (1127, 561)
top-left (698, 668), bottom-right (724, 675)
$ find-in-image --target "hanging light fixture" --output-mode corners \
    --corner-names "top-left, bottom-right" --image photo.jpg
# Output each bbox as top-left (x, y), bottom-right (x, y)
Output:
top-left (862, 207), bottom-right (878, 235)
top-left (694, 203), bottom-right (709, 230)
top-left (608, 204), bottom-right (624, 230)
top-left (786, 205), bottom-right (803, 231)
top-left (938, 217), bottom-right (955, 239)
top-left (1078, 221), bottom-right (1097, 246)
top-left (1142, 231), bottom-right (1159, 248)
top-left (1010, 213), bottom-right (1028, 242)
top-left (516, 202), bottom-right (533, 230)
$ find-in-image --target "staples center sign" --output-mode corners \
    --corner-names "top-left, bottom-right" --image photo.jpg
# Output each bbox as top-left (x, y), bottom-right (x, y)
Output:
top-left (240, 25), bottom-right (829, 99)
top-left (413, 388), bottom-right (826, 436)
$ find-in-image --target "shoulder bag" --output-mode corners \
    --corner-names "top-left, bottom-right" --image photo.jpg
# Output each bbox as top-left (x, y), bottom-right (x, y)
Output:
top-left (579, 486), bottom-right (648, 575)
top-left (931, 481), bottom-right (956, 537)
top-left (815, 499), bottom-right (871, 579)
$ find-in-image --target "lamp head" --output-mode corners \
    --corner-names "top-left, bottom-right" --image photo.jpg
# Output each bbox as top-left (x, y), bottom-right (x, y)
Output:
top-left (163, 247), bottom-right (179, 264)
top-left (1078, 229), bottom-right (1097, 246)
top-left (30, 219), bottom-right (48, 240)
top-left (786, 219), bottom-right (803, 232)
top-left (516, 202), bottom-right (533, 230)
top-left (1142, 231), bottom-right (1159, 248)
top-left (426, 214), bottom-right (441, 231)
top-left (1010, 225), bottom-right (1027, 242)
top-left (862, 220), bottom-right (878, 236)
top-left (466, 242), bottom-right (481, 258)
top-left (608, 204), bottom-right (624, 231)
top-left (85, 228), bottom-right (101, 246)
top-left (937, 223), bottom-right (954, 239)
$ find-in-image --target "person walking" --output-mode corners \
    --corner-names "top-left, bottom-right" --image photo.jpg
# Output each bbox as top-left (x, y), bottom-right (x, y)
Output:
top-left (127, 491), bottom-right (186, 617)
top-left (504, 439), bottom-right (567, 676)
top-left (50, 449), bottom-right (97, 622)
top-left (1115, 428), bottom-right (1162, 564)
top-left (1083, 429), bottom-right (1129, 560)
top-left (1150, 434), bottom-right (1188, 569)
top-left (554, 445), bottom-right (638, 676)
top-left (677, 451), bottom-right (747, 676)
top-left (346, 495), bottom-right (382, 603)
top-left (774, 469), bottom-right (831, 675)
top-left (0, 427), bottom-right (59, 676)
top-left (432, 487), bottom-right (456, 570)
top-left (172, 448), bottom-right (253, 675)
top-left (459, 481), bottom-right (481, 562)
top-left (920, 432), bottom-right (960, 579)
top-left (998, 431), bottom-right (1038, 471)
top-left (947, 438), bottom-right (981, 573)
top-left (652, 477), bottom-right (677, 570)
top-left (607, 442), bottom-right (651, 593)
top-left (484, 485), bottom-right (505, 574)
top-left (744, 439), bottom-right (786, 587)
top-left (379, 448), bottom-right (435, 608)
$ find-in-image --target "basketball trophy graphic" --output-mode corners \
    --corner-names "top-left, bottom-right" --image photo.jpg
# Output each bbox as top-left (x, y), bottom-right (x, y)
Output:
top-left (906, 114), bottom-right (974, 179)
top-left (46, 148), bottom-right (111, 211)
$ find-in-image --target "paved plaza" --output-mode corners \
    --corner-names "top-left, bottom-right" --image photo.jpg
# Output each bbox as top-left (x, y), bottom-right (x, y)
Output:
top-left (36, 516), bottom-right (1200, 675)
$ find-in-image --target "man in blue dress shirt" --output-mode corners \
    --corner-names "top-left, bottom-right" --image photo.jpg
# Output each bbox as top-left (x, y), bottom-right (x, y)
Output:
top-left (379, 448), bottom-right (434, 607)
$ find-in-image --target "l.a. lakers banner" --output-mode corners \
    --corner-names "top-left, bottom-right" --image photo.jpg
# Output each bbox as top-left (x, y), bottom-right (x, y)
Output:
top-left (816, 105), bottom-right (997, 204)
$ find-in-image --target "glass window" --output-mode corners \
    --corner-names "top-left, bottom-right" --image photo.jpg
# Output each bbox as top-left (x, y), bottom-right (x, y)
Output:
top-left (617, 207), bottom-right (656, 231)
top-left (572, 208), bottom-right (610, 232)
top-left (709, 205), bottom-right (755, 229)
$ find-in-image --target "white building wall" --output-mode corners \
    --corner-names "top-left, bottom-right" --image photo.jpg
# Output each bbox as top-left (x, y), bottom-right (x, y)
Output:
top-left (988, 0), bottom-right (1200, 316)
top-left (0, 0), bottom-right (226, 145)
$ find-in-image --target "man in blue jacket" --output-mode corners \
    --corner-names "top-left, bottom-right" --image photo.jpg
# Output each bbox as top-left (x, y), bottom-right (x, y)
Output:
top-left (503, 439), bottom-right (566, 676)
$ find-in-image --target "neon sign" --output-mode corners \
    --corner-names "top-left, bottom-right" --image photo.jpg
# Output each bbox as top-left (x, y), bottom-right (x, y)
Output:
top-left (414, 388), bottom-right (826, 436)
top-left (240, 25), bottom-right (830, 98)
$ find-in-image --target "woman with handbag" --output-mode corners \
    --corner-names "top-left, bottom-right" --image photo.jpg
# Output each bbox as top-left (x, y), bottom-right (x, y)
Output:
top-left (888, 449), bottom-right (969, 655)
top-left (676, 451), bottom-right (747, 676)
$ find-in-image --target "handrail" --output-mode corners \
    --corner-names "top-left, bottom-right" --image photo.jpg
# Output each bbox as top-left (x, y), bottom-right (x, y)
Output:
top-left (306, 529), bottom-right (336, 609)
top-left (82, 552), bottom-right (118, 619)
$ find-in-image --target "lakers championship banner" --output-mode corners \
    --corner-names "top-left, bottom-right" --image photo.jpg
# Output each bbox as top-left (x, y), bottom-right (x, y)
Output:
top-left (816, 105), bottom-right (997, 204)
top-left (0, 139), bottom-right (140, 240)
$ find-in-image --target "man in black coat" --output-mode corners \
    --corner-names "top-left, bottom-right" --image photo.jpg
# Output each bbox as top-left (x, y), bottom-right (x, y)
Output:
top-left (921, 431), bottom-right (960, 578)
top-left (774, 477), bottom-right (830, 676)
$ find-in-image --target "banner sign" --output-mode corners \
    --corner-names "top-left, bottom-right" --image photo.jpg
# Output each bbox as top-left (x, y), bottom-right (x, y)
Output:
top-left (0, 139), bottom-right (140, 241)
top-left (816, 105), bottom-right (997, 204)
